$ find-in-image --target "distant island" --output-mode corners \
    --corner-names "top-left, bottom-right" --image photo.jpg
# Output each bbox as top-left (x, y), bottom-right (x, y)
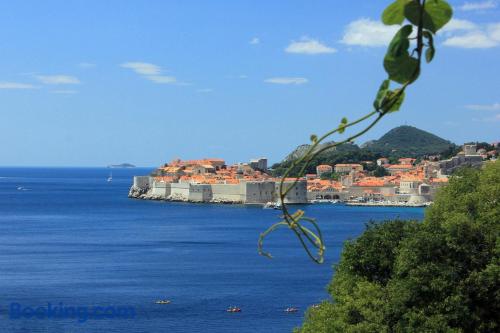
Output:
top-left (108, 163), bottom-right (136, 168)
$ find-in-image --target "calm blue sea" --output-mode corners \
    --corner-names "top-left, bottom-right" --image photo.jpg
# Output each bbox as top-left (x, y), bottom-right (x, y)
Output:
top-left (0, 167), bottom-right (424, 333)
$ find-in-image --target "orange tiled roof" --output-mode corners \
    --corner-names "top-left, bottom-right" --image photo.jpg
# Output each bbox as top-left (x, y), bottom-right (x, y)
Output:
top-left (431, 178), bottom-right (449, 183)
top-left (387, 164), bottom-right (414, 169)
top-left (335, 163), bottom-right (362, 167)
top-left (354, 177), bottom-right (386, 187)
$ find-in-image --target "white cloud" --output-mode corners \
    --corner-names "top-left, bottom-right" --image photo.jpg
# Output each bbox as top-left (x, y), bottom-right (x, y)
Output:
top-left (459, 0), bottom-right (497, 11)
top-left (264, 77), bottom-right (308, 85)
top-left (51, 90), bottom-right (78, 94)
top-left (341, 18), bottom-right (399, 47)
top-left (465, 102), bottom-right (500, 111)
top-left (443, 30), bottom-right (498, 48)
top-left (443, 22), bottom-right (500, 48)
top-left (36, 75), bottom-right (80, 85)
top-left (488, 23), bottom-right (500, 40)
top-left (249, 37), bottom-right (260, 45)
top-left (0, 82), bottom-right (37, 89)
top-left (342, 17), bottom-right (499, 49)
top-left (285, 37), bottom-right (337, 54)
top-left (441, 19), bottom-right (477, 33)
top-left (239, 74), bottom-right (248, 79)
top-left (120, 62), bottom-right (162, 75)
top-left (146, 75), bottom-right (177, 84)
top-left (121, 62), bottom-right (178, 84)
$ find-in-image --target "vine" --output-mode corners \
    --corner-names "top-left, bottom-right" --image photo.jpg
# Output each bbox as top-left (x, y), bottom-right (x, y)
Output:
top-left (258, 0), bottom-right (453, 263)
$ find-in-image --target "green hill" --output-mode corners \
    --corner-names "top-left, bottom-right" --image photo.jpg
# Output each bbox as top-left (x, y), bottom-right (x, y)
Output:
top-left (282, 141), bottom-right (360, 163)
top-left (362, 125), bottom-right (455, 157)
top-left (271, 125), bottom-right (457, 176)
top-left (272, 142), bottom-right (377, 176)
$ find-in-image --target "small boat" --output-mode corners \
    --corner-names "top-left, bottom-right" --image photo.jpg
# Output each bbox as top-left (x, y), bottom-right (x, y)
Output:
top-left (17, 186), bottom-right (30, 191)
top-left (226, 306), bottom-right (241, 313)
top-left (284, 307), bottom-right (298, 313)
top-left (154, 299), bottom-right (171, 305)
top-left (107, 171), bottom-right (113, 182)
top-left (263, 202), bottom-right (282, 210)
top-left (263, 202), bottom-right (275, 209)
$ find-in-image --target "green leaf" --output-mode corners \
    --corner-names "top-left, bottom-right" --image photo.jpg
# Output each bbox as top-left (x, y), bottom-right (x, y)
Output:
top-left (383, 25), bottom-right (419, 84)
top-left (423, 30), bottom-right (435, 63)
top-left (338, 124), bottom-right (346, 134)
top-left (381, 89), bottom-right (406, 113)
top-left (423, 30), bottom-right (434, 45)
top-left (373, 79), bottom-right (390, 110)
top-left (338, 117), bottom-right (348, 133)
top-left (382, 0), bottom-right (410, 25)
top-left (425, 46), bottom-right (435, 63)
top-left (387, 25), bottom-right (413, 58)
top-left (310, 134), bottom-right (318, 143)
top-left (384, 55), bottom-right (419, 84)
top-left (404, 0), bottom-right (453, 33)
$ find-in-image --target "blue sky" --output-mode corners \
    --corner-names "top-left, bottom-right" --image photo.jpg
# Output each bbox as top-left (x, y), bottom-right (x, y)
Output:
top-left (0, 0), bottom-right (499, 167)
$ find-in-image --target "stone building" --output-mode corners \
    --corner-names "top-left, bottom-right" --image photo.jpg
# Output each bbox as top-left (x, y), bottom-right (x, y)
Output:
top-left (249, 158), bottom-right (268, 171)
top-left (438, 144), bottom-right (483, 175)
top-left (130, 176), bottom-right (307, 204)
top-left (316, 164), bottom-right (333, 177)
top-left (334, 163), bottom-right (363, 175)
top-left (377, 158), bottom-right (389, 166)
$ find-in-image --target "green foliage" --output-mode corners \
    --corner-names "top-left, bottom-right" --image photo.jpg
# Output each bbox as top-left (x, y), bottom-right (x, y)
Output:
top-left (364, 125), bottom-right (455, 156)
top-left (272, 125), bottom-right (455, 177)
top-left (382, 0), bottom-right (410, 25)
top-left (373, 165), bottom-right (389, 177)
top-left (297, 161), bottom-right (500, 332)
top-left (373, 79), bottom-right (390, 110)
top-left (384, 25), bottom-right (419, 84)
top-left (382, 89), bottom-right (406, 113)
top-left (320, 171), bottom-right (340, 181)
top-left (273, 147), bottom-right (381, 177)
top-left (424, 30), bottom-right (436, 62)
top-left (404, 0), bottom-right (453, 33)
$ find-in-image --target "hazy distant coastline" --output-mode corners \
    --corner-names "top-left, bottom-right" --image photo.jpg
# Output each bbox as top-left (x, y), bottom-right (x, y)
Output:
top-left (107, 163), bottom-right (136, 168)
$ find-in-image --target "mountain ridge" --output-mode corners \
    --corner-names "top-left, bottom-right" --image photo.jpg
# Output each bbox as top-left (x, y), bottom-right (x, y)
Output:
top-left (272, 125), bottom-right (457, 176)
top-left (361, 125), bottom-right (454, 156)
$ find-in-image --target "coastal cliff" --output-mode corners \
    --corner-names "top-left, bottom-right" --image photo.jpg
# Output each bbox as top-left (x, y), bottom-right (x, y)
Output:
top-left (128, 185), bottom-right (162, 200)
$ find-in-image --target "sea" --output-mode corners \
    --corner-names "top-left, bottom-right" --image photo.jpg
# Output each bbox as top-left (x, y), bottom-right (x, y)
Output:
top-left (0, 167), bottom-right (424, 333)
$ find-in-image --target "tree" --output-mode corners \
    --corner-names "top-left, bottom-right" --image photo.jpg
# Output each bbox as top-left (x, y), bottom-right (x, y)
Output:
top-left (320, 172), bottom-right (341, 181)
top-left (373, 165), bottom-right (389, 177)
top-left (297, 161), bottom-right (500, 332)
